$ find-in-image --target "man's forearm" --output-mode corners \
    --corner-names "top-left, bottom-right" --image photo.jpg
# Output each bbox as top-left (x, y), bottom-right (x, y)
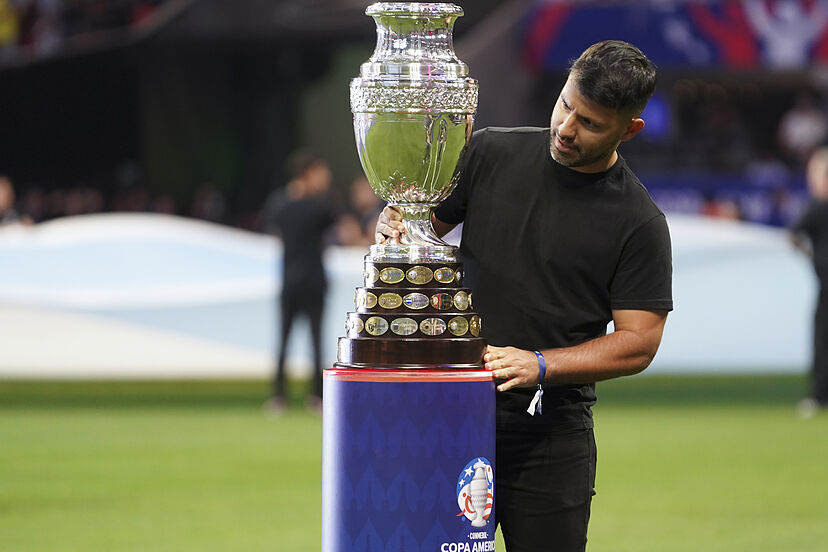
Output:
top-left (485, 309), bottom-right (667, 391)
top-left (431, 213), bottom-right (456, 239)
top-left (542, 329), bottom-right (657, 384)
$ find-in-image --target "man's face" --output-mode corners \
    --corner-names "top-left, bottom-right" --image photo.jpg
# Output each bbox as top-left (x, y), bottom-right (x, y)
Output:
top-left (549, 74), bottom-right (641, 173)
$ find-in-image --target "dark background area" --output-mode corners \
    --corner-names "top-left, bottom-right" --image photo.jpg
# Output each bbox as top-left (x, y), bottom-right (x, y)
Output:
top-left (2, 0), bottom-right (826, 229)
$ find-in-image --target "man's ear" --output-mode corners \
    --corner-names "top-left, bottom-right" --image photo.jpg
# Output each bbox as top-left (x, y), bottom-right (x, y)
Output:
top-left (620, 118), bottom-right (645, 142)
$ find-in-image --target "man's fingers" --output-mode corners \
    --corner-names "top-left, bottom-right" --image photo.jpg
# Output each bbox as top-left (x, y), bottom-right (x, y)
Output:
top-left (485, 347), bottom-right (540, 391)
top-left (497, 376), bottom-right (520, 392)
top-left (375, 206), bottom-right (406, 244)
top-left (380, 207), bottom-right (404, 231)
top-left (485, 358), bottom-right (504, 371)
top-left (376, 220), bottom-right (399, 235)
top-left (384, 205), bottom-right (403, 221)
top-left (375, 222), bottom-right (405, 243)
top-left (492, 364), bottom-right (532, 391)
top-left (374, 224), bottom-right (400, 244)
top-left (483, 347), bottom-right (506, 362)
top-left (485, 346), bottom-right (509, 362)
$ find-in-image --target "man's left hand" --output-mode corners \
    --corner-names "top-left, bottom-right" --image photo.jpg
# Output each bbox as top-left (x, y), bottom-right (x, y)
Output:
top-left (485, 345), bottom-right (543, 392)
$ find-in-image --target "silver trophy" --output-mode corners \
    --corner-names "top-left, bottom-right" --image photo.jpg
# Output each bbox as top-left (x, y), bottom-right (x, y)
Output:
top-left (350, 2), bottom-right (478, 263)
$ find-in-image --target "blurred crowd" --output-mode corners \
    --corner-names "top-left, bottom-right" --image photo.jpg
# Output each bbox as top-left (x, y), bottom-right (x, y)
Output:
top-left (0, 157), bottom-right (385, 248)
top-left (4, 71), bottom-right (828, 234)
top-left (620, 78), bottom-right (828, 228)
top-left (1, 91), bottom-right (825, 239)
top-left (0, 0), bottom-right (166, 60)
top-left (3, 1), bottom-right (828, 236)
top-left (5, 80), bottom-right (827, 236)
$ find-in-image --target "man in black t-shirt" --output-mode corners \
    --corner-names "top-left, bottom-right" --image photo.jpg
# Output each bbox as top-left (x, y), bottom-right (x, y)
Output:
top-left (791, 146), bottom-right (828, 418)
top-left (377, 41), bottom-right (673, 551)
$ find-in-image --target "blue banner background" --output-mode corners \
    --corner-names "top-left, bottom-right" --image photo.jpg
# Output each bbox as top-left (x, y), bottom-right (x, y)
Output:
top-left (524, 1), bottom-right (828, 70)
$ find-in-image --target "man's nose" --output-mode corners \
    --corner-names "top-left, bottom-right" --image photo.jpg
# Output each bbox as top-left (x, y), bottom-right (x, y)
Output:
top-left (557, 112), bottom-right (576, 140)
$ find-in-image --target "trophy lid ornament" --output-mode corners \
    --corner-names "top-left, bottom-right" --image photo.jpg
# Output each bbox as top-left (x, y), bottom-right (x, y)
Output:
top-left (351, 2), bottom-right (478, 263)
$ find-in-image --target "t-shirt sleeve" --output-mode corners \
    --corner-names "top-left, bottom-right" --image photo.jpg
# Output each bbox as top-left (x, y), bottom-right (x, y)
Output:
top-left (610, 213), bottom-right (674, 311)
top-left (432, 129), bottom-right (485, 225)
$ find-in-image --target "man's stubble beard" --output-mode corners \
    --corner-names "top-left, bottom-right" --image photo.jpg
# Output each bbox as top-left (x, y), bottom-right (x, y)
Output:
top-left (550, 129), bottom-right (621, 170)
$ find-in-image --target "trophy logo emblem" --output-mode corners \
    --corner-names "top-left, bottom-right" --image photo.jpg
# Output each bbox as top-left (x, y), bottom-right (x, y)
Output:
top-left (456, 457), bottom-right (494, 527)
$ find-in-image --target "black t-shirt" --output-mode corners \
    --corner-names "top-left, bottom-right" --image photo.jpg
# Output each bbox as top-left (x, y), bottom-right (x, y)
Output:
top-left (265, 192), bottom-right (336, 295)
top-left (434, 127), bottom-right (673, 432)
top-left (792, 199), bottom-right (828, 282)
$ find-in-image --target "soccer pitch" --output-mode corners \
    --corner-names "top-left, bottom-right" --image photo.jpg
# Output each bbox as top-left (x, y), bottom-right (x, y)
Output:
top-left (0, 375), bottom-right (825, 552)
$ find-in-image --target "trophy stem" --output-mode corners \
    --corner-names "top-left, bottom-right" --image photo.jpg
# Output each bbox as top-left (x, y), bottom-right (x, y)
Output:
top-left (368, 204), bottom-right (457, 263)
top-left (398, 205), bottom-right (445, 247)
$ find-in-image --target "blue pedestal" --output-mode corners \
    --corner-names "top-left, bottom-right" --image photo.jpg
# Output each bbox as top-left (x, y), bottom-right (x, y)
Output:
top-left (322, 369), bottom-right (496, 552)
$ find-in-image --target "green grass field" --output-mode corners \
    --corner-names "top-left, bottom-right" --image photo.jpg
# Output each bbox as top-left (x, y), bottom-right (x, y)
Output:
top-left (1, 375), bottom-right (826, 551)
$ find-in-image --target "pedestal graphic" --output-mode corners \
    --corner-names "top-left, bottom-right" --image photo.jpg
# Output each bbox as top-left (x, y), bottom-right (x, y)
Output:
top-left (322, 3), bottom-right (495, 551)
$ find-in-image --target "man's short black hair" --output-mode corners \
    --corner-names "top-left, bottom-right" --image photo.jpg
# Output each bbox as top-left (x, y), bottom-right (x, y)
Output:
top-left (569, 40), bottom-right (656, 116)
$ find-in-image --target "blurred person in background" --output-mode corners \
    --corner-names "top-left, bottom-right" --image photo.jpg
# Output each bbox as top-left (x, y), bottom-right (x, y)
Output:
top-left (261, 150), bottom-right (336, 414)
top-left (190, 183), bottom-right (227, 224)
top-left (20, 187), bottom-right (45, 222)
top-left (0, 175), bottom-right (33, 225)
top-left (378, 40), bottom-right (671, 552)
top-left (337, 174), bottom-right (384, 247)
top-left (791, 146), bottom-right (828, 418)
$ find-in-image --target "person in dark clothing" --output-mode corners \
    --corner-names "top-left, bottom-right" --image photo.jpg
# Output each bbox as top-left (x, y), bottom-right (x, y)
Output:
top-left (791, 146), bottom-right (828, 418)
top-left (262, 151), bottom-right (336, 414)
top-left (377, 41), bottom-right (672, 552)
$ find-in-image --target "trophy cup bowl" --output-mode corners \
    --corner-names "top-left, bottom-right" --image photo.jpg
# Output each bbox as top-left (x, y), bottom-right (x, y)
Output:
top-left (350, 2), bottom-right (478, 263)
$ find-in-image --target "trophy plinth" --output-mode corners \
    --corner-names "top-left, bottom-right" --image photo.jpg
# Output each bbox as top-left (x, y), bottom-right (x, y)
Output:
top-left (336, 257), bottom-right (484, 368)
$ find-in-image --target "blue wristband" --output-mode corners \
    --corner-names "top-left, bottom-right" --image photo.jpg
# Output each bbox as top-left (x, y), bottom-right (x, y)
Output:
top-left (533, 350), bottom-right (546, 384)
top-left (527, 351), bottom-right (545, 416)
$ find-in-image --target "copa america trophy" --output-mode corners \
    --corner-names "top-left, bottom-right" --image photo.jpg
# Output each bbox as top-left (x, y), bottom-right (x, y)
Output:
top-left (322, 4), bottom-right (495, 551)
top-left (351, 1), bottom-right (478, 264)
top-left (335, 1), bottom-right (484, 368)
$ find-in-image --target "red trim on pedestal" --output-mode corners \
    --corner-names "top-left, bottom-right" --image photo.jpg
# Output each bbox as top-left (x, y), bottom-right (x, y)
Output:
top-left (324, 368), bottom-right (495, 383)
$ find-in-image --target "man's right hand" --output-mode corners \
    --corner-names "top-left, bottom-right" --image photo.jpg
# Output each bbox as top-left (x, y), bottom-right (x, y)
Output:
top-left (375, 205), bottom-right (405, 244)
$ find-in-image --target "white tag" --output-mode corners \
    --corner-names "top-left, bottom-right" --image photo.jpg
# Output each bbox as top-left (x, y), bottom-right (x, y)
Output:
top-left (526, 385), bottom-right (543, 416)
